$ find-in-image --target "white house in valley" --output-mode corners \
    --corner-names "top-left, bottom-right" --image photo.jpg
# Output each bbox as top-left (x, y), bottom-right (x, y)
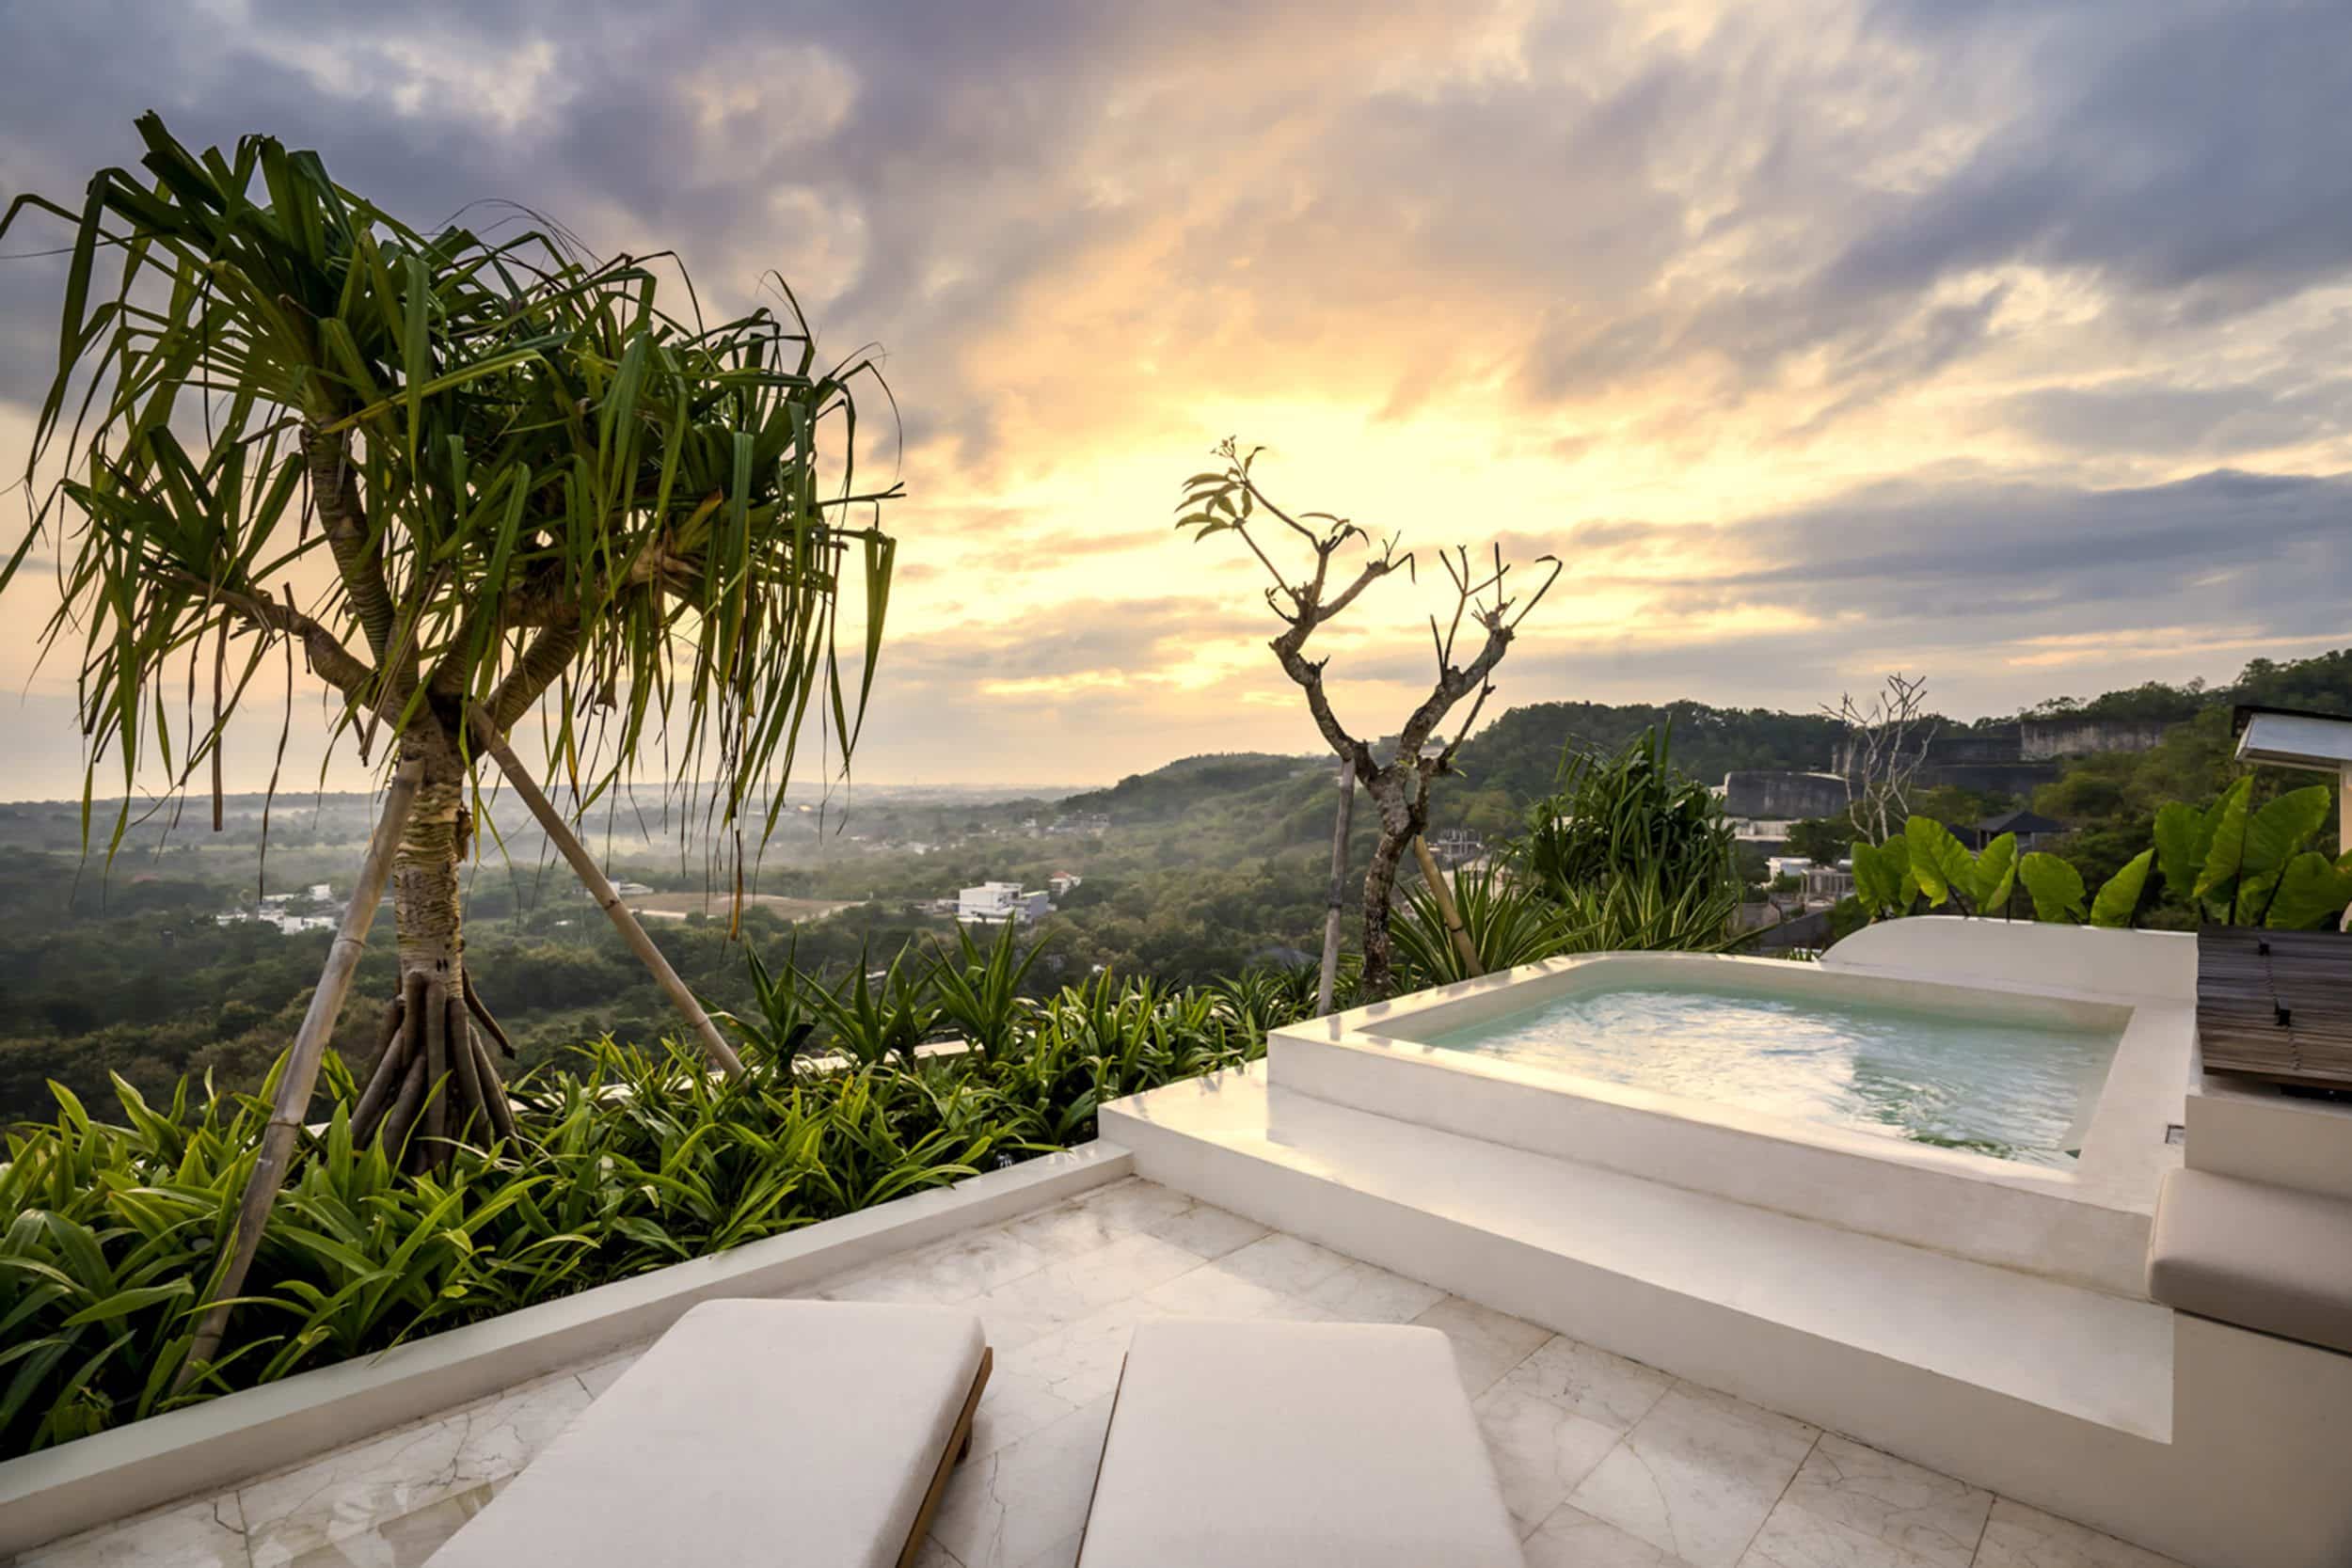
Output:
top-left (955, 881), bottom-right (1052, 925)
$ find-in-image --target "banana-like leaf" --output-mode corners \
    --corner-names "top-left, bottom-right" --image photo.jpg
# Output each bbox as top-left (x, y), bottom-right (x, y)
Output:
top-left (1850, 841), bottom-right (1899, 915)
top-left (2192, 778), bottom-right (2254, 899)
top-left (2266, 851), bottom-right (2352, 930)
top-left (2090, 849), bottom-right (2155, 928)
top-left (2241, 784), bottom-right (2332, 879)
top-left (2152, 799), bottom-right (2216, 902)
top-left (1903, 816), bottom-right (1977, 910)
top-left (2019, 851), bottom-right (2087, 923)
top-left (1969, 832), bottom-right (2018, 913)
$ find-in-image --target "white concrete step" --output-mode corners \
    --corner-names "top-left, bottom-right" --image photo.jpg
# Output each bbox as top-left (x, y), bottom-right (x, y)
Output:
top-left (1102, 1064), bottom-right (2173, 1450)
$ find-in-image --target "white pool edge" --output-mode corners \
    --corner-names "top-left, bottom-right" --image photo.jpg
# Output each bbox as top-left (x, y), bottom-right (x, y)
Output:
top-left (1273, 923), bottom-right (2195, 1294)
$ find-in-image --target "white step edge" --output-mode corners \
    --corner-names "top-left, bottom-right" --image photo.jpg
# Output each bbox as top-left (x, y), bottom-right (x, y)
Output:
top-left (1102, 1066), bottom-right (2173, 1448)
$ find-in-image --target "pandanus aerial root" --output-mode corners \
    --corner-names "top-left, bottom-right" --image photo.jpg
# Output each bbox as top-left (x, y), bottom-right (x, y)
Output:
top-left (348, 972), bottom-right (517, 1171)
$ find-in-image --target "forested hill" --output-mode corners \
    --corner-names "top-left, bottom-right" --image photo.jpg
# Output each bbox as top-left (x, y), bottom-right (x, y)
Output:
top-left (1080, 647), bottom-right (2352, 836)
top-left (1444, 702), bottom-right (1847, 805)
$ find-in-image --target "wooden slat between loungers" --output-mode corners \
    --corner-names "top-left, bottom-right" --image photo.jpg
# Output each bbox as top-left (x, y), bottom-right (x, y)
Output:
top-left (2198, 928), bottom-right (2352, 1090)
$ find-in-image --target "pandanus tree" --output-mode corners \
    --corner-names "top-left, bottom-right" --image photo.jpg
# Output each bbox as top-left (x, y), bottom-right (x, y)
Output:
top-left (3, 117), bottom-right (897, 1369)
top-left (1178, 439), bottom-right (1558, 997)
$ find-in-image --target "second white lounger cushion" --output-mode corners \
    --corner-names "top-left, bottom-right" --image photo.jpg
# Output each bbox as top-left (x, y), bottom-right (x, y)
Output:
top-left (428, 1298), bottom-right (984, 1568)
top-left (1078, 1318), bottom-right (1524, 1568)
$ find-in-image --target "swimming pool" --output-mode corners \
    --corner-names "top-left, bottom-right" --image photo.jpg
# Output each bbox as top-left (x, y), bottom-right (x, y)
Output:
top-left (1422, 978), bottom-right (2126, 1166)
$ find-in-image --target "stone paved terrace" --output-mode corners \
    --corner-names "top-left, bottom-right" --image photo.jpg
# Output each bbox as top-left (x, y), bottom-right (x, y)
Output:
top-left (15, 1178), bottom-right (2185, 1568)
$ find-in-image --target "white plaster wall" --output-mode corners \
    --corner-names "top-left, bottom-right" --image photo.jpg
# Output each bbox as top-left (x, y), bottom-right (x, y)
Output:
top-left (1822, 915), bottom-right (2200, 1003)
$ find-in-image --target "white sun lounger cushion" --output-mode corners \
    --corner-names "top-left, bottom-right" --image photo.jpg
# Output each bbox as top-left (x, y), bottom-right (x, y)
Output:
top-left (1077, 1318), bottom-right (1525, 1568)
top-left (428, 1298), bottom-right (985, 1568)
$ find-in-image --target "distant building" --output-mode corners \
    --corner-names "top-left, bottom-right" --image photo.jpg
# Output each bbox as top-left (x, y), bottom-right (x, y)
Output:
top-left (1957, 810), bottom-right (2067, 852)
top-left (1048, 871), bottom-right (1083, 896)
top-left (1427, 828), bottom-right (1484, 867)
top-left (1803, 863), bottom-right (1856, 904)
top-left (957, 881), bottom-right (1052, 925)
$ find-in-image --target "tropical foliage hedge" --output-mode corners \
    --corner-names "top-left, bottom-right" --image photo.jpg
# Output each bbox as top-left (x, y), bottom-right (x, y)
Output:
top-left (0, 953), bottom-right (1311, 1459)
top-left (1849, 776), bottom-right (2352, 930)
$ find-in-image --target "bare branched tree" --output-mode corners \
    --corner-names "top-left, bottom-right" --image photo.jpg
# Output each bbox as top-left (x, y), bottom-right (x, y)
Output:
top-left (1825, 673), bottom-right (1938, 841)
top-left (1178, 439), bottom-right (1560, 998)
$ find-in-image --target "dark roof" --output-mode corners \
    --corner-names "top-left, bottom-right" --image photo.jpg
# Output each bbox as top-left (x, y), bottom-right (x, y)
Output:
top-left (1975, 810), bottom-right (2066, 835)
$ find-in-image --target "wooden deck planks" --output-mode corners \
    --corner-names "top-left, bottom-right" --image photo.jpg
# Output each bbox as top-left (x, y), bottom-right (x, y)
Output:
top-left (2198, 927), bottom-right (2352, 1089)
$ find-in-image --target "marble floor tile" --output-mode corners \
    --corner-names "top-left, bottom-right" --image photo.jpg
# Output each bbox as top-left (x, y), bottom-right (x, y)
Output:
top-left (278, 1482), bottom-right (500, 1568)
top-left (967, 1361), bottom-right (1088, 1462)
top-left (1061, 1178), bottom-right (1197, 1234)
top-left (1303, 1259), bottom-right (1449, 1323)
top-left (569, 1340), bottom-right (648, 1400)
top-left (240, 1371), bottom-right (587, 1568)
top-left (1972, 1499), bottom-right (2187, 1568)
top-left (1774, 1434), bottom-right (1991, 1568)
top-left (1472, 1383), bottom-right (1624, 1533)
top-left (18, 1494), bottom-right (250, 1568)
top-left (1207, 1230), bottom-right (1356, 1296)
top-left (930, 1396), bottom-right (1114, 1568)
top-left (1127, 1196), bottom-right (1270, 1260)
top-left (1000, 1301), bottom-right (1152, 1410)
top-left (1502, 1334), bottom-right (1677, 1432)
top-left (1133, 1259), bottom-right (1329, 1322)
top-left (818, 1226), bottom-right (1057, 1305)
top-left (1412, 1295), bottom-right (1554, 1399)
top-left (1739, 1497), bottom-right (1949, 1568)
top-left (1524, 1504), bottom-right (1702, 1568)
top-left (1565, 1384), bottom-right (1821, 1568)
top-left (913, 1538), bottom-right (966, 1567)
top-left (966, 1231), bottom-right (1205, 1352)
top-left (999, 1195), bottom-right (1131, 1260)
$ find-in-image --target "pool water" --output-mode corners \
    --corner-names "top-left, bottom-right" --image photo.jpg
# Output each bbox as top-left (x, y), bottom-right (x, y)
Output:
top-left (1423, 983), bottom-right (2124, 1166)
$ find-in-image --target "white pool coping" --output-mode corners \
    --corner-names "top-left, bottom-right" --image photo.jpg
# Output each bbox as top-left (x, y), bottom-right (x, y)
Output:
top-left (1267, 922), bottom-right (2194, 1294)
top-left (0, 1142), bottom-right (1132, 1558)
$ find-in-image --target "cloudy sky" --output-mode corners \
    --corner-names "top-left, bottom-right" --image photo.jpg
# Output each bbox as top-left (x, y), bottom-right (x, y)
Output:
top-left (2, 0), bottom-right (2349, 800)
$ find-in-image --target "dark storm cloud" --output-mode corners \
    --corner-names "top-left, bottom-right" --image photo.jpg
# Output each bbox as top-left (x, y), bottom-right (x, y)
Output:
top-left (1648, 467), bottom-right (2352, 636)
top-left (1839, 1), bottom-right (2352, 311)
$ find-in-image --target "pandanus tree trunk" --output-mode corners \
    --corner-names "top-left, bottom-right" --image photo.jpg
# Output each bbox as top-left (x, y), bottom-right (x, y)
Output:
top-left (348, 738), bottom-right (515, 1168)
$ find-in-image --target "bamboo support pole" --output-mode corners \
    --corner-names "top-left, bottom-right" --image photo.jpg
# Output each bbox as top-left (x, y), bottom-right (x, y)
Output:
top-left (177, 757), bottom-right (424, 1391)
top-left (1317, 758), bottom-right (1356, 1015)
top-left (471, 716), bottom-right (746, 1079)
top-left (1413, 835), bottom-right (1482, 974)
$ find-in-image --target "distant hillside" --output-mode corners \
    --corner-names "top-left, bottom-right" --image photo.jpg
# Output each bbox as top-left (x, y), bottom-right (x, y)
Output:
top-left (1446, 701), bottom-right (1847, 805)
top-left (1057, 753), bottom-right (1322, 823)
top-left (1435, 648), bottom-right (2352, 813)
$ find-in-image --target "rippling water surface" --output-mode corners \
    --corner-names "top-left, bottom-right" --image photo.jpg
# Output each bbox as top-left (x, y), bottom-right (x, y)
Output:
top-left (1427, 983), bottom-right (2122, 1166)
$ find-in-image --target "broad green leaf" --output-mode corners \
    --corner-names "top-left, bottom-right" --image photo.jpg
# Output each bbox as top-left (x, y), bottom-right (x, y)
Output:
top-left (2265, 851), bottom-right (2352, 930)
top-left (2090, 849), bottom-right (2154, 928)
top-left (1903, 816), bottom-right (1977, 910)
top-left (2241, 784), bottom-right (2332, 879)
top-left (2019, 852), bottom-right (2087, 923)
top-left (2193, 778), bottom-right (2254, 899)
top-left (1969, 832), bottom-right (2018, 913)
top-left (2152, 800), bottom-right (2215, 901)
